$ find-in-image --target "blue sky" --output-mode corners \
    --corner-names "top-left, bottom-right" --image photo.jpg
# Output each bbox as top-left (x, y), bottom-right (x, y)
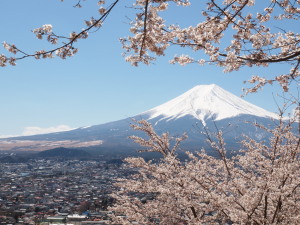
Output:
top-left (0, 0), bottom-right (297, 137)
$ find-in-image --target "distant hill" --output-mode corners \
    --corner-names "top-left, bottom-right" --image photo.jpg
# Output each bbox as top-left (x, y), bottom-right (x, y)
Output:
top-left (36, 147), bottom-right (91, 159)
top-left (0, 155), bottom-right (29, 163)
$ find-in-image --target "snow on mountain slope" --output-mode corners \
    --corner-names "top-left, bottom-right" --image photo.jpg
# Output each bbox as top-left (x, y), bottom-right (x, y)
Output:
top-left (141, 84), bottom-right (278, 125)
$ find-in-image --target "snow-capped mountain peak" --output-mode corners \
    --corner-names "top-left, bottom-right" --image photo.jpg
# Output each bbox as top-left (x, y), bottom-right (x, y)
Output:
top-left (0, 84), bottom-right (290, 152)
top-left (142, 84), bottom-right (278, 125)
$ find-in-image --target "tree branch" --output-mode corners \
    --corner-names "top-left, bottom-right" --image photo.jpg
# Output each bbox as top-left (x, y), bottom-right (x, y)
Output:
top-left (139, 0), bottom-right (150, 58)
top-left (15, 0), bottom-right (120, 61)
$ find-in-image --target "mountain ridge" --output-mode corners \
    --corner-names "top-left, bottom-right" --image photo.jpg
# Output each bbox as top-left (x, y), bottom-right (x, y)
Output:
top-left (0, 84), bottom-right (285, 152)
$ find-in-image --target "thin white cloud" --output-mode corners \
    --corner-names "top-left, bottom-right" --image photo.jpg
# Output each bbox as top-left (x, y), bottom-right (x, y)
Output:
top-left (0, 134), bottom-right (17, 138)
top-left (22, 125), bottom-right (75, 136)
top-left (0, 125), bottom-right (75, 139)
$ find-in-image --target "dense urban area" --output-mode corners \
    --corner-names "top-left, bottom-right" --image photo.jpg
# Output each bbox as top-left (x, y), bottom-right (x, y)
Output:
top-left (0, 153), bottom-right (134, 225)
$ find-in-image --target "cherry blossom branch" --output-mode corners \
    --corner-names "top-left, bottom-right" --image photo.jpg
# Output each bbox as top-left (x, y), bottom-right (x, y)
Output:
top-left (211, 0), bottom-right (249, 30)
top-left (1, 0), bottom-right (120, 65)
top-left (140, 0), bottom-right (149, 58)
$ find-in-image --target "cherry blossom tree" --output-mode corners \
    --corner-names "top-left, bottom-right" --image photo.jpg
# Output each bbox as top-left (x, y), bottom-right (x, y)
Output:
top-left (110, 119), bottom-right (299, 224)
top-left (1, 0), bottom-right (300, 93)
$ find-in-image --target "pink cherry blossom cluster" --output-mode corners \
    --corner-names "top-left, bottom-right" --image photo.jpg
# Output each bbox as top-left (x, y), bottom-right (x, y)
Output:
top-left (121, 0), bottom-right (300, 93)
top-left (0, 0), bottom-right (119, 66)
top-left (110, 119), bottom-right (299, 224)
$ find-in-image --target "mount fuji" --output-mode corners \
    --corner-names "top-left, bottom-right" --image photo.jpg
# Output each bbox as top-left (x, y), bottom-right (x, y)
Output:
top-left (140, 84), bottom-right (278, 125)
top-left (0, 84), bottom-right (282, 152)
